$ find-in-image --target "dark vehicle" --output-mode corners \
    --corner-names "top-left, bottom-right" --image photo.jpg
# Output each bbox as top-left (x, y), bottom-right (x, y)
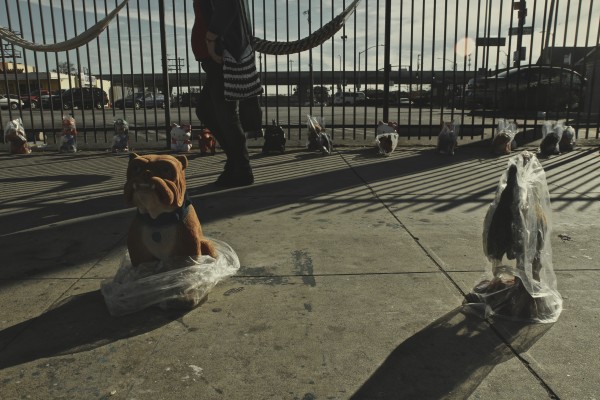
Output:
top-left (114, 92), bottom-right (169, 109)
top-left (465, 65), bottom-right (586, 111)
top-left (172, 92), bottom-right (197, 108)
top-left (46, 87), bottom-right (108, 110)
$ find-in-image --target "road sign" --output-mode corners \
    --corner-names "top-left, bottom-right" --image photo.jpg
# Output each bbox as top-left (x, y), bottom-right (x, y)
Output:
top-left (509, 26), bottom-right (533, 35)
top-left (476, 37), bottom-right (506, 47)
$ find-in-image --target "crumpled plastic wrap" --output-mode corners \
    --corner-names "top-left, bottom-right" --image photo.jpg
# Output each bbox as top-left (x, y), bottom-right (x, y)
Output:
top-left (111, 118), bottom-right (129, 152)
top-left (101, 238), bottom-right (240, 316)
top-left (465, 151), bottom-right (563, 323)
top-left (559, 125), bottom-right (576, 152)
top-left (492, 119), bottom-right (517, 155)
top-left (539, 121), bottom-right (564, 156)
top-left (306, 114), bottom-right (333, 155)
top-left (437, 120), bottom-right (459, 155)
top-left (170, 123), bottom-right (193, 153)
top-left (4, 117), bottom-right (31, 154)
top-left (375, 122), bottom-right (399, 156)
top-left (60, 114), bottom-right (78, 153)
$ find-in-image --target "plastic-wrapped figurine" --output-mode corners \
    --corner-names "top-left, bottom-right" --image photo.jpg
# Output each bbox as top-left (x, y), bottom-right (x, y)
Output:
top-left (4, 118), bottom-right (31, 154)
top-left (60, 114), bottom-right (78, 153)
top-left (111, 118), bottom-right (129, 153)
top-left (559, 125), bottom-right (576, 152)
top-left (171, 123), bottom-right (193, 153)
top-left (306, 114), bottom-right (332, 155)
top-left (198, 128), bottom-right (216, 156)
top-left (492, 119), bottom-right (518, 155)
top-left (375, 121), bottom-right (399, 156)
top-left (465, 151), bottom-right (563, 323)
top-left (437, 118), bottom-right (459, 155)
top-left (262, 120), bottom-right (286, 154)
top-left (539, 120), bottom-right (563, 156)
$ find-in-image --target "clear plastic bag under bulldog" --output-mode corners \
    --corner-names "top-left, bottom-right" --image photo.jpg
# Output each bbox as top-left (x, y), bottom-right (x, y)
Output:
top-left (101, 238), bottom-right (240, 316)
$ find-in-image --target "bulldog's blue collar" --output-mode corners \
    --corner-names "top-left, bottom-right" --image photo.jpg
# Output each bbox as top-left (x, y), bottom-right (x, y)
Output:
top-left (137, 191), bottom-right (191, 227)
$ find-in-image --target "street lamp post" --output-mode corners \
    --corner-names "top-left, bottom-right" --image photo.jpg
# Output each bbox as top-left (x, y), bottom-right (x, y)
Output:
top-left (357, 44), bottom-right (385, 91)
top-left (303, 9), bottom-right (314, 106)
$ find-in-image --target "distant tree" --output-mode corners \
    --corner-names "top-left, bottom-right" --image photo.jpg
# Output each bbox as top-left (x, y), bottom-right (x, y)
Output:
top-left (56, 61), bottom-right (77, 75)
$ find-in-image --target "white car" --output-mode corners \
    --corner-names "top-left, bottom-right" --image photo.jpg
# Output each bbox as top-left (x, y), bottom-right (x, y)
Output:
top-left (333, 91), bottom-right (366, 105)
top-left (0, 94), bottom-right (24, 110)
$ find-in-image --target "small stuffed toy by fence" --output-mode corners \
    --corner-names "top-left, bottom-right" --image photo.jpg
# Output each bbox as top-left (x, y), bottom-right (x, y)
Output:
top-left (262, 120), bottom-right (286, 154)
top-left (306, 114), bottom-right (333, 155)
top-left (4, 118), bottom-right (31, 154)
top-left (559, 125), bottom-right (576, 152)
top-left (539, 121), bottom-right (563, 156)
top-left (492, 119), bottom-right (518, 155)
top-left (375, 121), bottom-right (399, 156)
top-left (170, 123), bottom-right (193, 153)
top-left (60, 114), bottom-right (78, 153)
top-left (198, 128), bottom-right (216, 156)
top-left (111, 118), bottom-right (129, 153)
top-left (436, 118), bottom-right (459, 156)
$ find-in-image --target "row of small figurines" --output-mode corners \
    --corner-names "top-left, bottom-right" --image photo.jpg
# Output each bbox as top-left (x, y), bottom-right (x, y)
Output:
top-left (2, 116), bottom-right (216, 155)
top-left (374, 119), bottom-right (577, 157)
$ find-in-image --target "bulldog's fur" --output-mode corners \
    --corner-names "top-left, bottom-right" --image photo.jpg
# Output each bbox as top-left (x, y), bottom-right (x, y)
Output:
top-left (124, 153), bottom-right (216, 267)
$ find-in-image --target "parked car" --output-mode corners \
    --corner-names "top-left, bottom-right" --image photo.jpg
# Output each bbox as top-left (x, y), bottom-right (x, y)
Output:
top-left (465, 65), bottom-right (586, 111)
top-left (0, 94), bottom-right (24, 110)
top-left (172, 92), bottom-right (197, 108)
top-left (19, 94), bottom-right (39, 109)
top-left (40, 89), bottom-right (66, 109)
top-left (333, 91), bottom-right (366, 105)
top-left (46, 87), bottom-right (108, 110)
top-left (114, 92), bottom-right (169, 109)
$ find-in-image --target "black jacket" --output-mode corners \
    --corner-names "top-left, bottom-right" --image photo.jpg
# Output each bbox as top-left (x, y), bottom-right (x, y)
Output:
top-left (197, 0), bottom-right (252, 62)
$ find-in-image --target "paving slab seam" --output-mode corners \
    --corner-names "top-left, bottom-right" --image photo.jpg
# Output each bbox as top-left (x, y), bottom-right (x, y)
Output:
top-left (336, 149), bottom-right (468, 297)
top-left (337, 148), bottom-right (565, 398)
top-left (0, 242), bottom-right (124, 355)
top-left (487, 322), bottom-right (560, 400)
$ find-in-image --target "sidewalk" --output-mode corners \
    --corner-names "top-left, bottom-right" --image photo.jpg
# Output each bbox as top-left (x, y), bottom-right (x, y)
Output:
top-left (0, 140), bottom-right (599, 399)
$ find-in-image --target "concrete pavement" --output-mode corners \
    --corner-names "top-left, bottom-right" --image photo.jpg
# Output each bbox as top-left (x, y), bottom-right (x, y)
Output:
top-left (0, 138), bottom-right (599, 399)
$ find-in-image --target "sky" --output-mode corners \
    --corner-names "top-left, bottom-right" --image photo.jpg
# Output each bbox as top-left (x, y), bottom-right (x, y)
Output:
top-left (1, 0), bottom-right (599, 80)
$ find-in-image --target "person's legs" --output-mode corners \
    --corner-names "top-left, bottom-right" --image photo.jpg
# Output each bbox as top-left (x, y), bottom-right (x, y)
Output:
top-left (239, 96), bottom-right (263, 139)
top-left (196, 61), bottom-right (253, 186)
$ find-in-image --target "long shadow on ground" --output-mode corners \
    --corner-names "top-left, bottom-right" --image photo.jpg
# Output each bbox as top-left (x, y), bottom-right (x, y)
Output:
top-left (0, 290), bottom-right (187, 369)
top-left (351, 306), bottom-right (553, 399)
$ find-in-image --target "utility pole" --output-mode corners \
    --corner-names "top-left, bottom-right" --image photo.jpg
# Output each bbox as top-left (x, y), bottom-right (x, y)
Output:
top-left (303, 8), bottom-right (314, 107)
top-left (383, 0), bottom-right (392, 121)
top-left (513, 0), bottom-right (527, 67)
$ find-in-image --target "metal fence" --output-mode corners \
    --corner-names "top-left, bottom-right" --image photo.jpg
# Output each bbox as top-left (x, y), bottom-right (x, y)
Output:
top-left (1, 0), bottom-right (599, 148)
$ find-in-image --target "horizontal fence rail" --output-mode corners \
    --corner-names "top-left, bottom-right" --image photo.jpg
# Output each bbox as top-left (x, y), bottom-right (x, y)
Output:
top-left (1, 0), bottom-right (599, 149)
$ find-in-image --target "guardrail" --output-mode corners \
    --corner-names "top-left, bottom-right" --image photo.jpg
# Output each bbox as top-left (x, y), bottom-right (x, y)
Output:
top-left (1, 0), bottom-right (598, 148)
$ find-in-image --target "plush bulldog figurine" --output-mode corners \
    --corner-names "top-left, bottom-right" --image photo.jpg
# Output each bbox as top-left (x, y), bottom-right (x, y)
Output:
top-left (124, 153), bottom-right (217, 269)
top-left (4, 118), bottom-right (31, 155)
